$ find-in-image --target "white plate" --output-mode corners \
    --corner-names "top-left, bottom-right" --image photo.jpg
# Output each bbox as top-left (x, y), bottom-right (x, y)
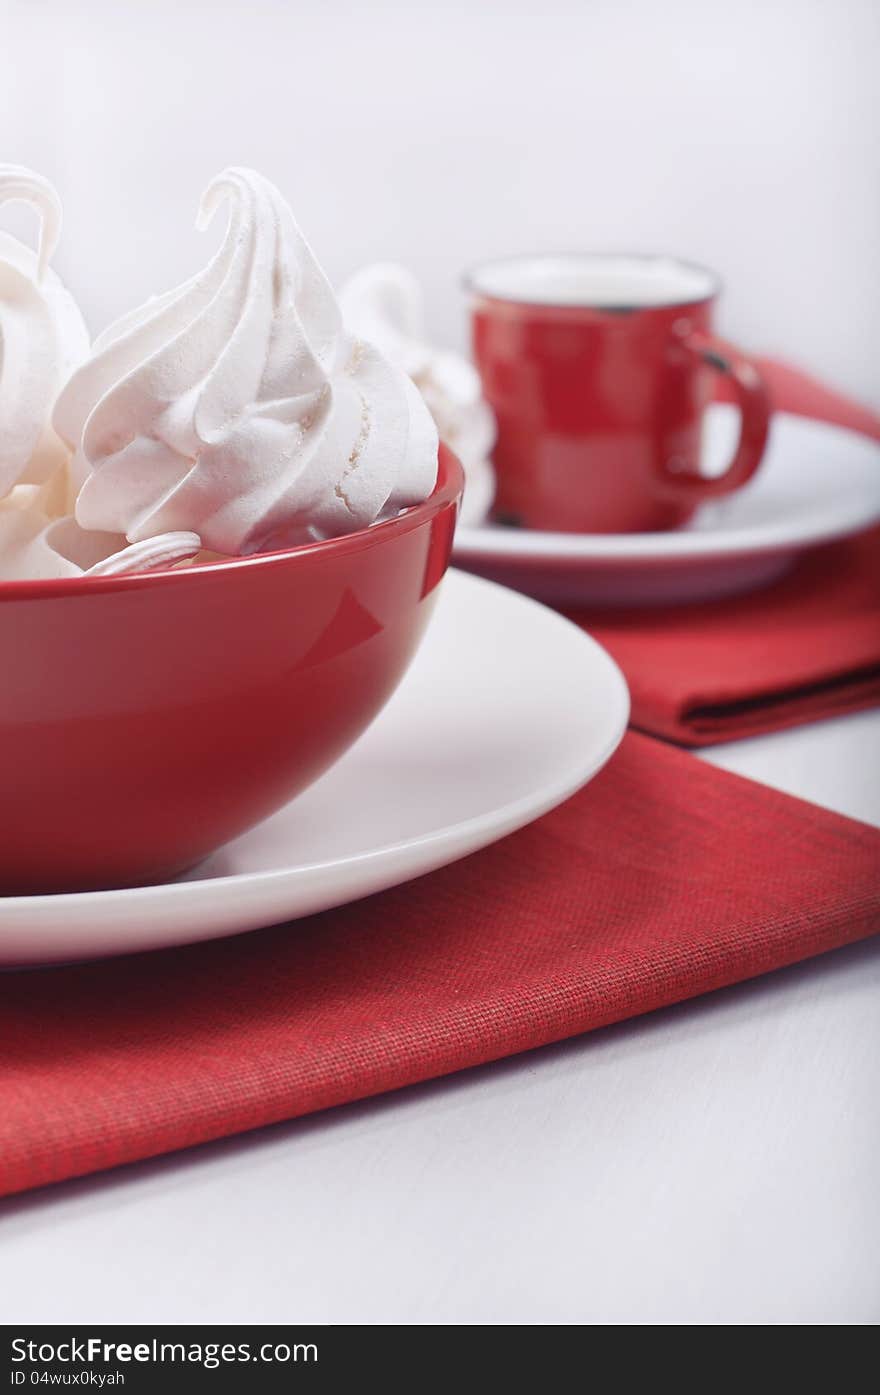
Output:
top-left (1, 570), bottom-right (628, 966)
top-left (453, 407), bottom-right (880, 605)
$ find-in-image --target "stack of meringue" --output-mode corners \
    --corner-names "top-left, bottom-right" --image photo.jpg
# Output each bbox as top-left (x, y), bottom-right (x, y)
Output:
top-left (0, 164), bottom-right (454, 581)
top-left (340, 264), bottom-right (495, 526)
top-left (0, 166), bottom-right (96, 579)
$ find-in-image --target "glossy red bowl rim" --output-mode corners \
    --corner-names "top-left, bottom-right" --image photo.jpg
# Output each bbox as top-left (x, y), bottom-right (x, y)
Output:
top-left (0, 447), bottom-right (463, 602)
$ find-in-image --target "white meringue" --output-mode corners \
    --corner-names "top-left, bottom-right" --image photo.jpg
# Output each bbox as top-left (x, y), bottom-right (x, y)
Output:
top-left (83, 532), bottom-right (203, 577)
top-left (0, 165), bottom-right (90, 499)
top-left (54, 168), bottom-right (439, 556)
top-left (0, 478), bottom-right (81, 580)
top-left (339, 263), bottom-right (495, 523)
top-left (0, 484), bottom-right (201, 580)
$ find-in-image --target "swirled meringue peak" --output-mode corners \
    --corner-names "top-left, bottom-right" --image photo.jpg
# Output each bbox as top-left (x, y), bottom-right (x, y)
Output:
top-left (54, 168), bottom-right (439, 555)
top-left (339, 263), bottom-right (496, 480)
top-left (0, 165), bottom-right (90, 499)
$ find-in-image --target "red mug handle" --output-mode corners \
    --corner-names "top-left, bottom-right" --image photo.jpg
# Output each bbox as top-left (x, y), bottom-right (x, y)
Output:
top-left (662, 328), bottom-right (771, 502)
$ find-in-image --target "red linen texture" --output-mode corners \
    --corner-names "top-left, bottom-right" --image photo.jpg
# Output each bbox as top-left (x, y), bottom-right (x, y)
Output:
top-left (1, 731), bottom-right (879, 1199)
top-left (568, 361), bottom-right (880, 745)
top-left (1, 362), bottom-right (878, 1199)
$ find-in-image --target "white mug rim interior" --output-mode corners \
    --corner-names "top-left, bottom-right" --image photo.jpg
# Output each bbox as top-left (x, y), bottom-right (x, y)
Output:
top-left (465, 253), bottom-right (721, 311)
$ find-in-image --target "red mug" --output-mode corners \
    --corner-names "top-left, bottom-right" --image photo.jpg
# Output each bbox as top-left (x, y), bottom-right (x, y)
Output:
top-left (468, 254), bottom-right (771, 533)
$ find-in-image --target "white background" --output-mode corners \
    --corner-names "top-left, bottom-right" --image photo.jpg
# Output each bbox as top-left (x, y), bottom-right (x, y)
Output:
top-left (2, 0), bottom-right (878, 404)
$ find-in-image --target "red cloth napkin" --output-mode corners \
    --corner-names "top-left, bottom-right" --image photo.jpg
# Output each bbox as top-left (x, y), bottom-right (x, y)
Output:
top-left (567, 362), bottom-right (880, 746)
top-left (2, 731), bottom-right (878, 1200)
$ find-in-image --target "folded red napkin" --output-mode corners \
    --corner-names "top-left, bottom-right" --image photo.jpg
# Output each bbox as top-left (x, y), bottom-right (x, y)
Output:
top-left (2, 731), bottom-right (878, 1199)
top-left (567, 362), bottom-right (880, 746)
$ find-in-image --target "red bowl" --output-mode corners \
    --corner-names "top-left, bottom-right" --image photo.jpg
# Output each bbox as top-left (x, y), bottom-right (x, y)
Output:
top-left (1, 447), bottom-right (463, 894)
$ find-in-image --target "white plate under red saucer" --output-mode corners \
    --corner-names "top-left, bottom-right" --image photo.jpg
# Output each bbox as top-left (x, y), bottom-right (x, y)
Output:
top-left (0, 570), bottom-right (628, 966)
top-left (452, 406), bottom-right (880, 606)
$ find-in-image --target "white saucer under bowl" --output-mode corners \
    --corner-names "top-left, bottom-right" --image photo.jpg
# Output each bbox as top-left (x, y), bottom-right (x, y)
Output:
top-left (1, 570), bottom-right (628, 966)
top-left (453, 407), bottom-right (880, 606)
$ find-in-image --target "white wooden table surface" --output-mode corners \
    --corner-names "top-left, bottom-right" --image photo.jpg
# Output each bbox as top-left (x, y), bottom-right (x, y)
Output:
top-left (1, 709), bottom-right (878, 1326)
